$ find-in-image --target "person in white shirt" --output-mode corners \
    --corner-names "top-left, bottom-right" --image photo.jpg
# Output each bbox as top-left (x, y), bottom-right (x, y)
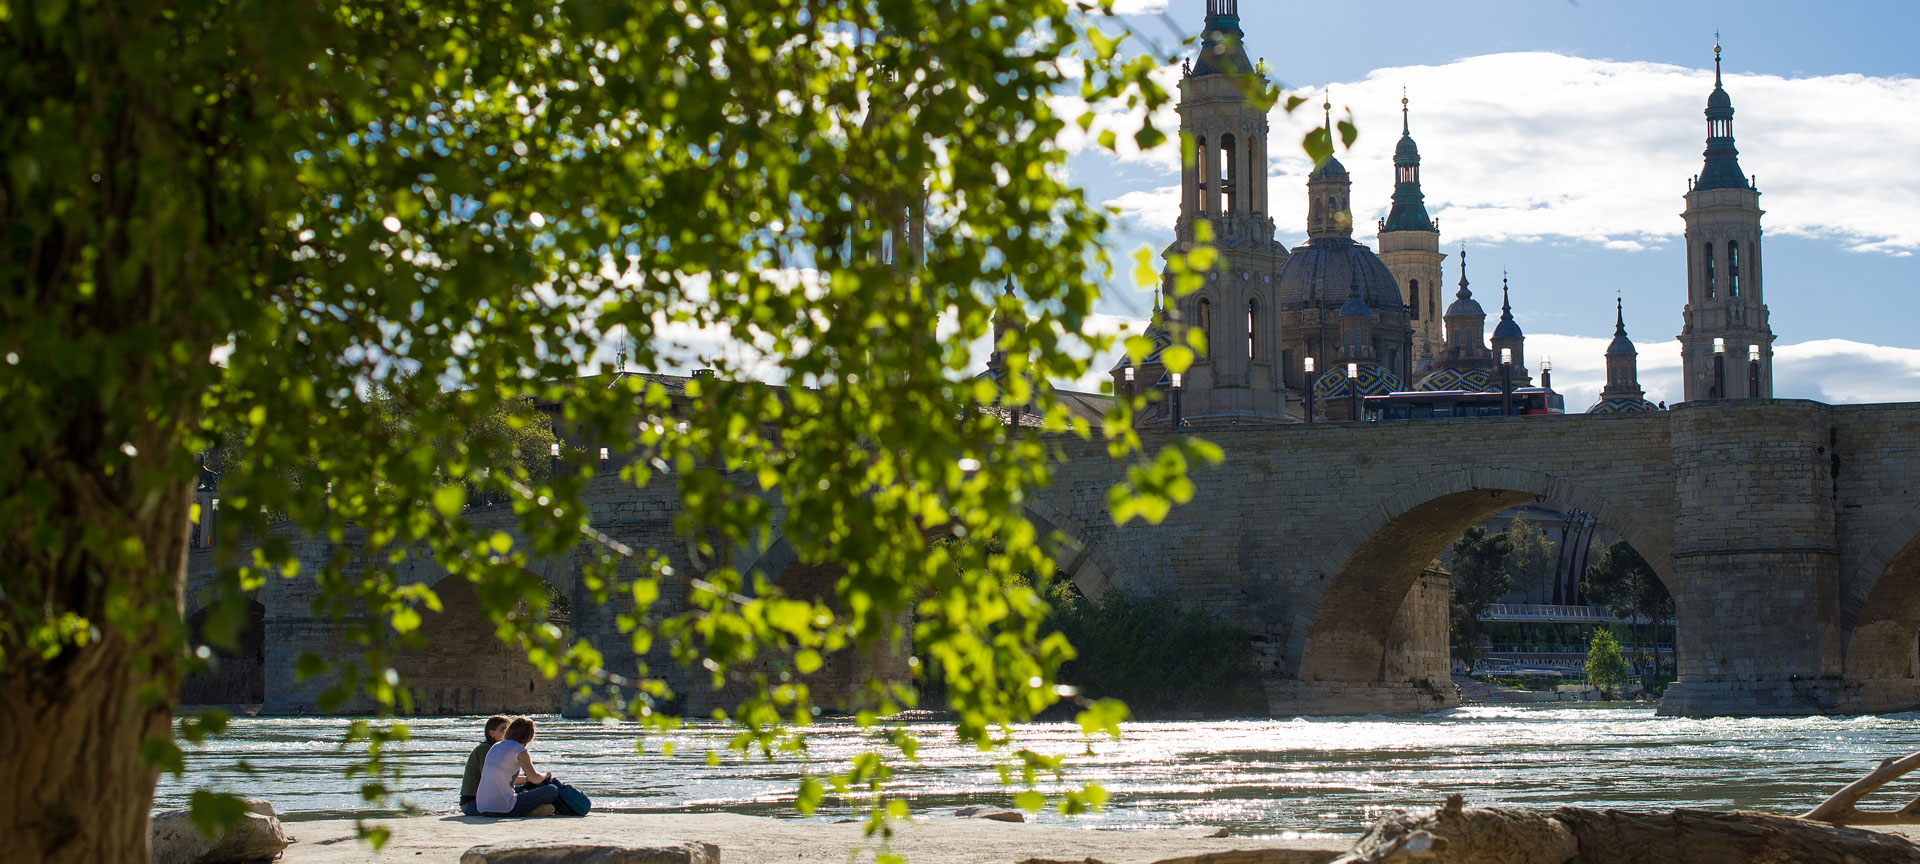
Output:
top-left (474, 716), bottom-right (560, 817)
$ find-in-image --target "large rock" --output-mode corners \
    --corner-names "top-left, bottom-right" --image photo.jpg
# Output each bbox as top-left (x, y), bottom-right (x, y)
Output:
top-left (955, 806), bottom-right (1027, 823)
top-left (150, 799), bottom-right (290, 864)
top-left (459, 839), bottom-right (721, 864)
top-left (1328, 794), bottom-right (1920, 863)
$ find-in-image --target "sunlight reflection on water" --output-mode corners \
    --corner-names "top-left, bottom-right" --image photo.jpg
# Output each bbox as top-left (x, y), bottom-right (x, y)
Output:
top-left (153, 705), bottom-right (1920, 835)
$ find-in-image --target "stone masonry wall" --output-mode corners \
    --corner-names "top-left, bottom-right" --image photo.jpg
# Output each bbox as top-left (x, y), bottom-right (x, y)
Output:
top-left (188, 400), bottom-right (1920, 718)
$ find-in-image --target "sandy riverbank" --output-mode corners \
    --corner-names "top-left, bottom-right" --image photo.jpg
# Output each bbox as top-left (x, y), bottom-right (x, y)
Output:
top-left (278, 812), bottom-right (1349, 864)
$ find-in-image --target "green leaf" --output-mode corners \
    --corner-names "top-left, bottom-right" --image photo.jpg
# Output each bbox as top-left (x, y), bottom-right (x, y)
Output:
top-left (796, 776), bottom-right (824, 814)
top-left (187, 790), bottom-right (249, 839)
top-left (432, 485), bottom-right (464, 519)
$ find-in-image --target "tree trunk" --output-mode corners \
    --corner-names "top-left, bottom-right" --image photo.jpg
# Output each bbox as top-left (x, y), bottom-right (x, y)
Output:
top-left (0, 475), bottom-right (191, 864)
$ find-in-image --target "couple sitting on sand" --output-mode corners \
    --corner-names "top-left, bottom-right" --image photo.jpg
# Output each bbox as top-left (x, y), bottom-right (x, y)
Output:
top-left (458, 715), bottom-right (583, 817)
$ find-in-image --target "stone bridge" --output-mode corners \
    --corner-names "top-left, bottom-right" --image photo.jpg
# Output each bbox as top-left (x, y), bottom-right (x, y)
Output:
top-left (187, 399), bottom-right (1920, 718)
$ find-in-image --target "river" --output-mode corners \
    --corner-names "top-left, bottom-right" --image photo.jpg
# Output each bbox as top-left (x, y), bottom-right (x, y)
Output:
top-left (153, 705), bottom-right (1918, 838)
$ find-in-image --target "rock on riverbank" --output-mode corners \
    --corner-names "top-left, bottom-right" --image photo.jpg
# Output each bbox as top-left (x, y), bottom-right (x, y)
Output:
top-left (275, 812), bottom-right (1346, 864)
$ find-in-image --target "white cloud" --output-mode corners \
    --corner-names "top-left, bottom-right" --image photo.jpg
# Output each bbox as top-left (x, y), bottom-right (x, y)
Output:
top-left (1108, 0), bottom-right (1169, 13)
top-left (1106, 184), bottom-right (1181, 236)
top-left (1086, 51), bottom-right (1920, 256)
top-left (1053, 60), bottom-right (1184, 167)
top-left (1519, 331), bottom-right (1682, 412)
top-left (1775, 339), bottom-right (1920, 404)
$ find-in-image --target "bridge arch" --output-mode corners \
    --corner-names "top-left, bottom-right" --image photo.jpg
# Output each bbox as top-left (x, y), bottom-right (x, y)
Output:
top-left (1292, 467), bottom-right (1673, 683)
top-left (1841, 498), bottom-right (1920, 679)
top-left (390, 546), bottom-right (575, 715)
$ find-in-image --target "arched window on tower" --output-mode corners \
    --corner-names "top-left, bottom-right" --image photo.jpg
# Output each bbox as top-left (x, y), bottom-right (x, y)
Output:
top-left (1409, 280), bottom-right (1421, 321)
top-left (1729, 242), bottom-right (1740, 297)
top-left (1219, 134), bottom-right (1238, 214)
top-left (1194, 136), bottom-right (1209, 215)
top-left (1711, 115), bottom-right (1731, 139)
top-left (1704, 242), bottom-right (1716, 299)
top-left (1198, 298), bottom-right (1212, 347)
top-left (1247, 299), bottom-right (1259, 359)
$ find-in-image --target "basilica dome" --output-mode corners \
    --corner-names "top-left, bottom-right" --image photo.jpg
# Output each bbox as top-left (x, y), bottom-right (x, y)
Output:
top-left (1276, 237), bottom-right (1404, 313)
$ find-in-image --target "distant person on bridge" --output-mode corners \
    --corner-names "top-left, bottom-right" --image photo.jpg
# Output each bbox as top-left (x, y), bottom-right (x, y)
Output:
top-left (476, 716), bottom-right (561, 817)
top-left (459, 715), bottom-right (513, 816)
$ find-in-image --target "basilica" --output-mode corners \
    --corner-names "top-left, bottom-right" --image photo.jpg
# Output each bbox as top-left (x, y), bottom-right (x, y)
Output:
top-left (1111, 0), bottom-right (1776, 422)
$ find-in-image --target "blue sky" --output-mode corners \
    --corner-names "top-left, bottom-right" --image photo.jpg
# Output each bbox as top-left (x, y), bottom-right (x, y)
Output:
top-left (1071, 0), bottom-right (1920, 410)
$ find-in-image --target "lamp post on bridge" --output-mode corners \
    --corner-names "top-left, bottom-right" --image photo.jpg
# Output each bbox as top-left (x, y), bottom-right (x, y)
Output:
top-left (1123, 365), bottom-right (1135, 404)
top-left (1170, 372), bottom-right (1184, 430)
top-left (1345, 362), bottom-right (1359, 421)
top-left (1303, 357), bottom-right (1316, 424)
top-left (1500, 348), bottom-right (1514, 416)
top-left (1712, 337), bottom-right (1726, 399)
top-left (1748, 344), bottom-right (1761, 398)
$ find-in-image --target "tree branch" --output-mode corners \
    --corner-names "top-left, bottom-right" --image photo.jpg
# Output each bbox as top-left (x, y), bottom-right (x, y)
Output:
top-left (1803, 751), bottom-right (1920, 825)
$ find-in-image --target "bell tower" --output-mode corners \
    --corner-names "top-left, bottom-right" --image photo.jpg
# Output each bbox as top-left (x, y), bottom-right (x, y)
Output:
top-left (1134, 0), bottom-right (1290, 425)
top-left (1376, 94), bottom-right (1446, 370)
top-left (1679, 41), bottom-right (1774, 400)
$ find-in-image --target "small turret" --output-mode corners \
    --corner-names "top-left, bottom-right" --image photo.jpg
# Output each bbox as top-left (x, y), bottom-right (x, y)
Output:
top-left (1306, 97), bottom-right (1354, 239)
top-left (1490, 273), bottom-right (1529, 385)
top-left (1442, 247), bottom-right (1491, 365)
top-left (1594, 295), bottom-right (1649, 412)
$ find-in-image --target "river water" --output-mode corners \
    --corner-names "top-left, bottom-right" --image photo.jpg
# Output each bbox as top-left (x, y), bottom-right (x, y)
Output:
top-left (153, 705), bottom-right (1920, 838)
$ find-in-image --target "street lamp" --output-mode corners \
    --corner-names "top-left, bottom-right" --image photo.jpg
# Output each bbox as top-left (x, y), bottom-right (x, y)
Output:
top-left (1747, 344), bottom-right (1761, 398)
top-left (1124, 365), bottom-right (1135, 403)
top-left (1539, 358), bottom-right (1553, 391)
top-left (1303, 357), bottom-right (1316, 424)
top-left (1500, 347), bottom-right (1515, 416)
top-left (1712, 337), bottom-right (1726, 399)
top-left (1170, 372), bottom-right (1184, 430)
top-left (1346, 362), bottom-right (1360, 421)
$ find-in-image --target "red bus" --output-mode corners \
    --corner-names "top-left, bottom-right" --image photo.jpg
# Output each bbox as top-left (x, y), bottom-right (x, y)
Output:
top-left (1362, 388), bottom-right (1566, 421)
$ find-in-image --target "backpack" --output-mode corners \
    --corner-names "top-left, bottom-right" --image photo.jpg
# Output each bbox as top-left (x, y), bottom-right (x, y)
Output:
top-left (552, 782), bottom-right (592, 817)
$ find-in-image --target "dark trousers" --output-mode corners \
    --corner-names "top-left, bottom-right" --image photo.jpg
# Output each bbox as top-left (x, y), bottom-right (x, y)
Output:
top-left (482, 779), bottom-right (561, 817)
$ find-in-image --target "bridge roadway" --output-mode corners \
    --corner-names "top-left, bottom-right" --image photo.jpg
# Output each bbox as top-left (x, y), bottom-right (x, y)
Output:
top-left (188, 399), bottom-right (1920, 718)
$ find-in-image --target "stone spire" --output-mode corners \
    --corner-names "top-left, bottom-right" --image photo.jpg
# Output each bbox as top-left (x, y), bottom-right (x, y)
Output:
top-left (1192, 0), bottom-right (1250, 77)
top-left (1382, 93), bottom-right (1434, 233)
top-left (1608, 295), bottom-right (1635, 356)
top-left (1490, 272), bottom-right (1529, 386)
top-left (1306, 92), bottom-right (1353, 239)
top-left (1695, 40), bottom-right (1750, 192)
top-left (1375, 89), bottom-right (1445, 369)
top-left (989, 277), bottom-right (1020, 373)
top-left (1599, 294), bottom-right (1647, 408)
top-left (1442, 246), bottom-right (1489, 362)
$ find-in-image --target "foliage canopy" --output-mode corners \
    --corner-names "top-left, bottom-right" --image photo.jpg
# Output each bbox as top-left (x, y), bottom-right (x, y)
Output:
top-left (1044, 585), bottom-right (1266, 718)
top-left (0, 1), bottom-right (1344, 859)
top-left (1584, 628), bottom-right (1629, 698)
top-left (1446, 526), bottom-right (1513, 669)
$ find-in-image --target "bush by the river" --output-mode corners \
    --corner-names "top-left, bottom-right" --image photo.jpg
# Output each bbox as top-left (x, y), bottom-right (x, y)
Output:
top-left (1044, 585), bottom-right (1267, 718)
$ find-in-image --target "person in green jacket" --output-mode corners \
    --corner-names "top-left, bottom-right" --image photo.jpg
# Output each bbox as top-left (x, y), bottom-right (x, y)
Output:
top-left (459, 716), bottom-right (513, 816)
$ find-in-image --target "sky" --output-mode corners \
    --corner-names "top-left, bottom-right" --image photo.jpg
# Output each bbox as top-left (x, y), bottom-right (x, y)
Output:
top-left (1068, 0), bottom-right (1920, 411)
